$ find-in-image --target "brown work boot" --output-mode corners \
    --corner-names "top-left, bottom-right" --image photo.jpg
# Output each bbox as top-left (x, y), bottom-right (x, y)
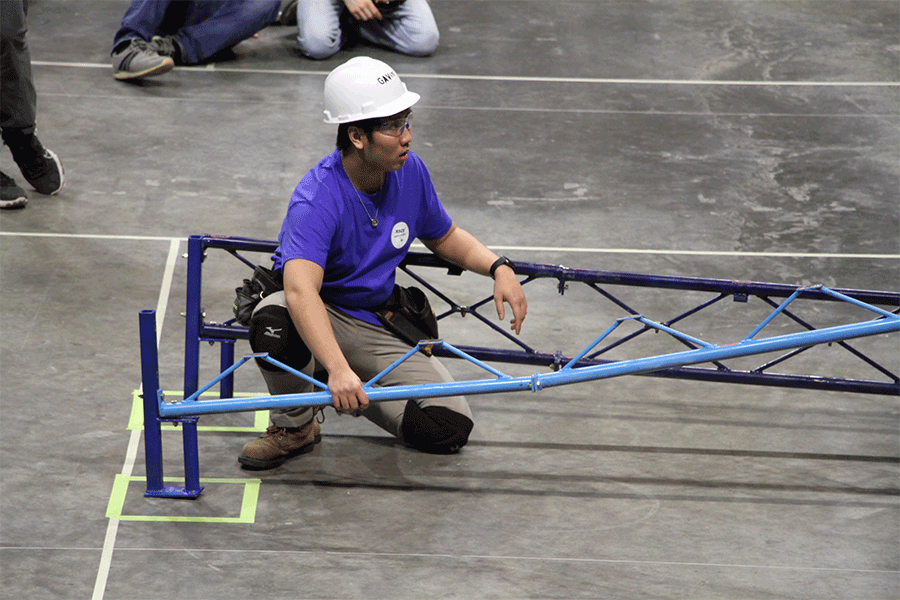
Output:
top-left (238, 420), bottom-right (321, 470)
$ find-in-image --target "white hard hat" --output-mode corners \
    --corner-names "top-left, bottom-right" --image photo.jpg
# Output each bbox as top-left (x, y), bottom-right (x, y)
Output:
top-left (323, 57), bottom-right (420, 124)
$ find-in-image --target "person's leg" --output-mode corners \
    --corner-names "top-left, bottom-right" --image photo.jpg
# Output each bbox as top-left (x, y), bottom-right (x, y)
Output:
top-left (356, 0), bottom-right (439, 57)
top-left (113, 0), bottom-right (172, 47)
top-left (239, 292), bottom-right (321, 469)
top-left (241, 296), bottom-right (473, 465)
top-left (1, 0), bottom-right (36, 133)
top-left (296, 0), bottom-right (345, 60)
top-left (327, 306), bottom-right (473, 453)
top-left (1, 0), bottom-right (64, 199)
top-left (171, 0), bottom-right (281, 64)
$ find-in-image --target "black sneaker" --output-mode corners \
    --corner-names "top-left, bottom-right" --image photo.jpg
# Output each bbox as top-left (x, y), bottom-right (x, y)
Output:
top-left (278, 0), bottom-right (298, 25)
top-left (1, 171), bottom-right (28, 209)
top-left (6, 134), bottom-right (64, 196)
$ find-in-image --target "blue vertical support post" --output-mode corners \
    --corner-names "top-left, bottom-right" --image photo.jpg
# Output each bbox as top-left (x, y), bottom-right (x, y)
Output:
top-left (181, 235), bottom-right (204, 496)
top-left (139, 309), bottom-right (165, 494)
top-left (184, 235), bottom-right (203, 398)
top-left (181, 416), bottom-right (202, 495)
top-left (139, 309), bottom-right (203, 498)
top-left (219, 340), bottom-right (235, 398)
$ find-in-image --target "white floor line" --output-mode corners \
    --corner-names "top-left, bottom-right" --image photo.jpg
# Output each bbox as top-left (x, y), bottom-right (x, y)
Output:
top-left (426, 104), bottom-right (897, 118)
top-left (0, 231), bottom-right (179, 242)
top-left (483, 245), bottom-right (900, 260)
top-left (2, 232), bottom-right (897, 260)
top-left (31, 60), bottom-right (900, 87)
top-left (107, 546), bottom-right (900, 575)
top-left (91, 238), bottom-right (181, 600)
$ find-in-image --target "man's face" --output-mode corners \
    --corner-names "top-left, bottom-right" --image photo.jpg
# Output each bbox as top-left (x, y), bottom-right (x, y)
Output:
top-left (357, 110), bottom-right (413, 173)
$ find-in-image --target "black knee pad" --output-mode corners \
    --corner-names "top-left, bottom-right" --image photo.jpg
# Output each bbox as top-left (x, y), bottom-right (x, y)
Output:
top-left (401, 401), bottom-right (474, 454)
top-left (249, 304), bottom-right (311, 372)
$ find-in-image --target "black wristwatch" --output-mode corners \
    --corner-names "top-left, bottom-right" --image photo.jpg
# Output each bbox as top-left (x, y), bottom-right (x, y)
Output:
top-left (489, 256), bottom-right (514, 279)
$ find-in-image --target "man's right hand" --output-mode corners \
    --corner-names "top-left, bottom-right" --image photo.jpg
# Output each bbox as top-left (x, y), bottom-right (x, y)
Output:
top-left (327, 365), bottom-right (370, 413)
top-left (343, 0), bottom-right (382, 21)
top-left (283, 259), bottom-right (371, 414)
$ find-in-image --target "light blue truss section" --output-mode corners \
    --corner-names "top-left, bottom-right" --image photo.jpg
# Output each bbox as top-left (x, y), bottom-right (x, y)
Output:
top-left (156, 285), bottom-right (900, 419)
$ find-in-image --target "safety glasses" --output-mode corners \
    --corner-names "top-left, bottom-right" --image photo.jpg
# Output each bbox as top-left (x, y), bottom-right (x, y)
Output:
top-left (374, 111), bottom-right (413, 137)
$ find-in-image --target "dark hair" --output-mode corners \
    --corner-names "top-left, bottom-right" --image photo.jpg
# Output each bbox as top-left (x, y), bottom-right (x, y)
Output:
top-left (336, 118), bottom-right (378, 153)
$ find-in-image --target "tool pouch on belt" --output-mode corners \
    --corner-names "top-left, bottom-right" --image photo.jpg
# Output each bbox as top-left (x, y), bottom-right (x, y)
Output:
top-left (233, 265), bottom-right (283, 326)
top-left (374, 285), bottom-right (440, 355)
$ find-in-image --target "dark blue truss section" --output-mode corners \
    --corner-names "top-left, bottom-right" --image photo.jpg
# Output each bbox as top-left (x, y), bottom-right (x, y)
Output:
top-left (184, 235), bottom-right (899, 398)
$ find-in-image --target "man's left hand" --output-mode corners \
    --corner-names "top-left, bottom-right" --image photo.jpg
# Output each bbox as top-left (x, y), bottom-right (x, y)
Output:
top-left (493, 267), bottom-right (527, 334)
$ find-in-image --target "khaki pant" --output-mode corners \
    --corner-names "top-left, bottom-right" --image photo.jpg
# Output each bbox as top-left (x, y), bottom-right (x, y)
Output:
top-left (258, 292), bottom-right (472, 441)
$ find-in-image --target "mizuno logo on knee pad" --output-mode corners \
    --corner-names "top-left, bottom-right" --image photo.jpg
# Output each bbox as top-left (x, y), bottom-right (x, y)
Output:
top-left (264, 326), bottom-right (283, 338)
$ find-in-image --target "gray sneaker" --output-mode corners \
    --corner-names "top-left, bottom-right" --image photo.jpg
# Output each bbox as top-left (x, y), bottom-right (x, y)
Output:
top-left (111, 38), bottom-right (174, 80)
top-left (150, 35), bottom-right (183, 63)
top-left (1, 171), bottom-right (27, 209)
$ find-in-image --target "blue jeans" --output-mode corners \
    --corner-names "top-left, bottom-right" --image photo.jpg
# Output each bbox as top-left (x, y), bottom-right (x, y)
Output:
top-left (296, 0), bottom-right (439, 60)
top-left (113, 0), bottom-right (281, 64)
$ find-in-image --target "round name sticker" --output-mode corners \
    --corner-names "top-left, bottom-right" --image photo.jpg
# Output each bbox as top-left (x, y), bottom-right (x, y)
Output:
top-left (391, 221), bottom-right (409, 249)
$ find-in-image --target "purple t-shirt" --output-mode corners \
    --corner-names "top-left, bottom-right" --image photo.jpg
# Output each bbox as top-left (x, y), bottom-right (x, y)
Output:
top-left (273, 148), bottom-right (453, 325)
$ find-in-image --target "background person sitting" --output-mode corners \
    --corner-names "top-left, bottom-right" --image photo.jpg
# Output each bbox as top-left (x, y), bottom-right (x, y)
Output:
top-left (280, 0), bottom-right (439, 59)
top-left (111, 0), bottom-right (281, 80)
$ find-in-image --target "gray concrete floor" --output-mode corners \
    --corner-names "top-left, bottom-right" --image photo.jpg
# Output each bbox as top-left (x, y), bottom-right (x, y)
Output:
top-left (1, 1), bottom-right (898, 598)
